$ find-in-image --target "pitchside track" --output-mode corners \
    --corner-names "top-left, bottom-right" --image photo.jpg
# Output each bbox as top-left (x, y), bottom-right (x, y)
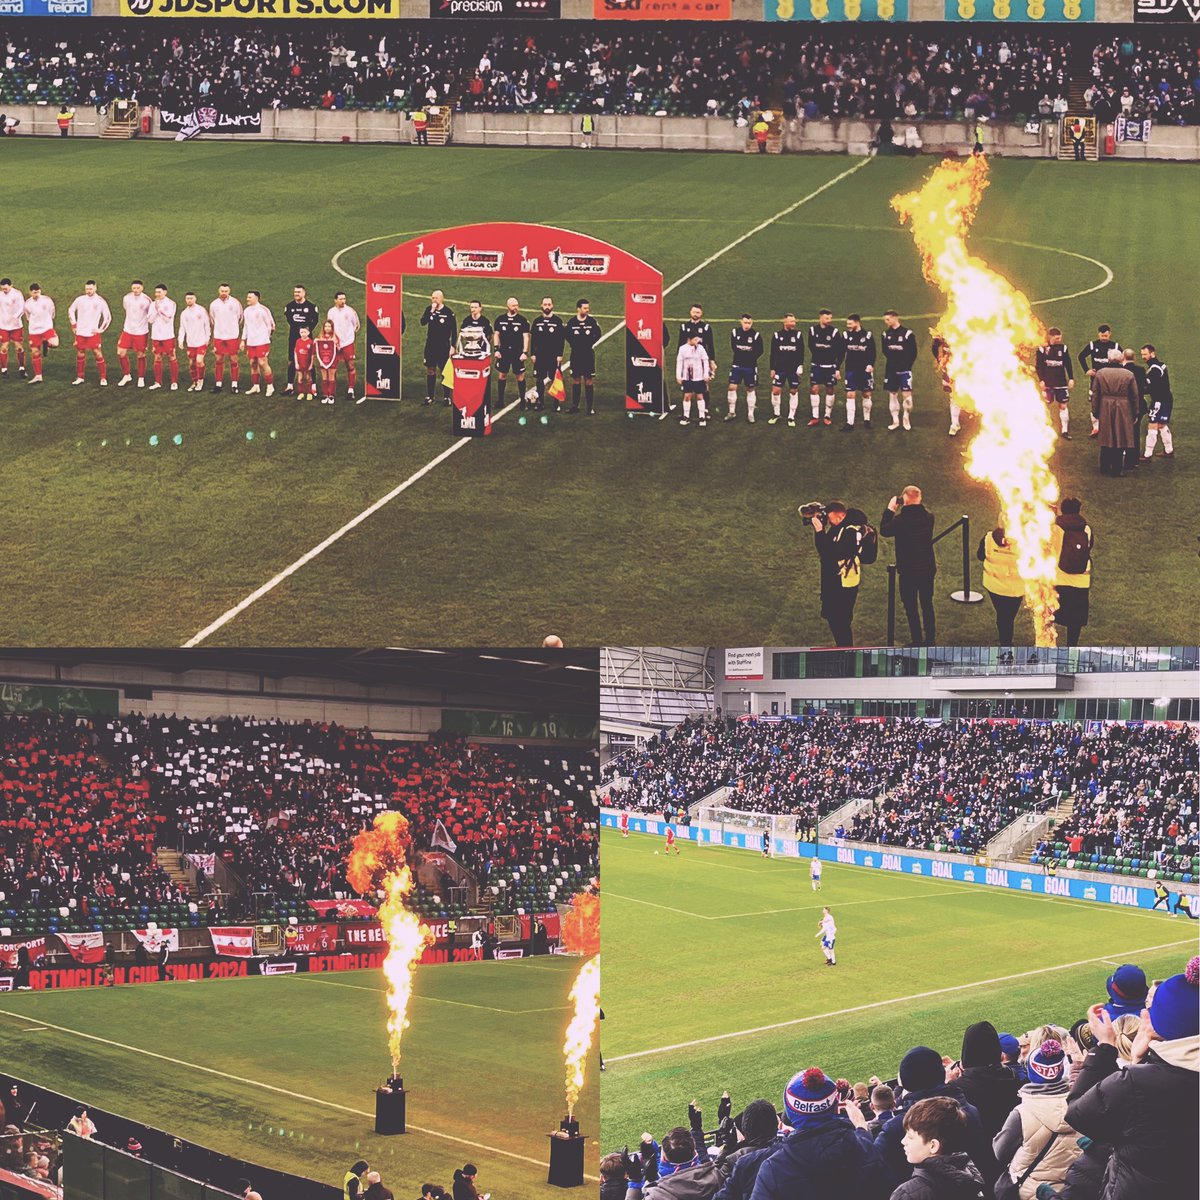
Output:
top-left (601, 829), bottom-right (1199, 1144)
top-left (0, 957), bottom-right (599, 1198)
top-left (0, 142), bottom-right (1192, 644)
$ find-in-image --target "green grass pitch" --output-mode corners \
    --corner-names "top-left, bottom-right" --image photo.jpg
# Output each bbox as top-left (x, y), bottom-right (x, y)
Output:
top-left (0, 140), bottom-right (1193, 645)
top-left (0, 957), bottom-right (600, 1197)
top-left (600, 828), bottom-right (1199, 1146)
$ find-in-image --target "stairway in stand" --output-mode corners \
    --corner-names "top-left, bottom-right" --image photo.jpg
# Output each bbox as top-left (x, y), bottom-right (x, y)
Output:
top-left (1059, 44), bottom-right (1100, 161)
top-left (157, 848), bottom-right (198, 899)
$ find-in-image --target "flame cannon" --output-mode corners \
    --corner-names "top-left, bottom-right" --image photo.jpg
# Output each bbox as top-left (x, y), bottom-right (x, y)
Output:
top-left (346, 812), bottom-right (434, 1135)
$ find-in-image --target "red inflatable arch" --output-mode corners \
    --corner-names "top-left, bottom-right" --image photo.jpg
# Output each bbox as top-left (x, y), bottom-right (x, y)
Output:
top-left (365, 223), bottom-right (665, 414)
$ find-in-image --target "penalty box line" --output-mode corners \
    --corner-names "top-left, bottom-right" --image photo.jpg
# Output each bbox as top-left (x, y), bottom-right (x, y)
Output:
top-left (182, 157), bottom-right (871, 646)
top-left (0, 1007), bottom-right (596, 1180)
top-left (606, 936), bottom-right (1197, 1064)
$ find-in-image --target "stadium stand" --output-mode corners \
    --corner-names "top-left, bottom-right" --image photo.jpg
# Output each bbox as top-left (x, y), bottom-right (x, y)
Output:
top-left (0, 711), bottom-right (597, 936)
top-left (1, 24), bottom-right (1197, 124)
top-left (602, 714), bottom-right (1198, 858)
top-left (604, 956), bottom-right (1200, 1200)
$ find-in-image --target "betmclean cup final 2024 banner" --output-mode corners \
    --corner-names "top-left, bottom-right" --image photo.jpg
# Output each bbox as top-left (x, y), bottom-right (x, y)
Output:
top-left (121, 0), bottom-right (396, 15)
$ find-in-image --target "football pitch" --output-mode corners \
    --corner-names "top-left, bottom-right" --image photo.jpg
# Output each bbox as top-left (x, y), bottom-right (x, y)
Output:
top-left (601, 829), bottom-right (1199, 1145)
top-left (0, 140), bottom-right (1193, 645)
top-left (0, 957), bottom-right (599, 1197)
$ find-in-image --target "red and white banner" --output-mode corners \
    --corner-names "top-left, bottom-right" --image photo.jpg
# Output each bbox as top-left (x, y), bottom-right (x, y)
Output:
top-left (133, 927), bottom-right (180, 954)
top-left (0, 938), bottom-right (44, 969)
top-left (209, 927), bottom-right (255, 958)
top-left (57, 931), bottom-right (107, 964)
top-left (451, 358), bottom-right (492, 437)
top-left (365, 222), bottom-right (663, 414)
top-left (184, 853), bottom-right (216, 876)
top-left (307, 899), bottom-right (377, 919)
top-left (282, 923), bottom-right (339, 954)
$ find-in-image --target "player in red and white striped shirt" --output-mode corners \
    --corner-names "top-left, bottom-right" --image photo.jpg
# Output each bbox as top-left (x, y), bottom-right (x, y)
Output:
top-left (177, 292), bottom-right (212, 392)
top-left (241, 291), bottom-right (276, 397)
top-left (0, 278), bottom-right (26, 378)
top-left (117, 279), bottom-right (154, 388)
top-left (208, 284), bottom-right (243, 394)
top-left (68, 280), bottom-right (112, 385)
top-left (23, 283), bottom-right (56, 385)
top-left (148, 284), bottom-right (179, 392)
top-left (327, 292), bottom-right (361, 401)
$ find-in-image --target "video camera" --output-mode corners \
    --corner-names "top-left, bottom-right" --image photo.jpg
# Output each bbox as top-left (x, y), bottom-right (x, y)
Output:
top-left (798, 501), bottom-right (830, 524)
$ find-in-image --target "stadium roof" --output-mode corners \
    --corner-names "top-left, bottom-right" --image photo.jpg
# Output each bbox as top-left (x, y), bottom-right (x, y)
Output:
top-left (0, 649), bottom-right (598, 714)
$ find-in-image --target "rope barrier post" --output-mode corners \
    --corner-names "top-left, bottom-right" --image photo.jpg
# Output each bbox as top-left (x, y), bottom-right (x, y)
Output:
top-left (950, 514), bottom-right (984, 605)
top-left (887, 564), bottom-right (897, 646)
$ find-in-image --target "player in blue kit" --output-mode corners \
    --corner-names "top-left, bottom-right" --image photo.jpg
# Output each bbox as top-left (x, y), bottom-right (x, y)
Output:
top-left (882, 310), bottom-right (918, 431)
top-left (807, 309), bottom-right (846, 427)
top-left (816, 906), bottom-right (837, 966)
top-left (841, 314), bottom-right (875, 431)
top-left (1140, 345), bottom-right (1175, 459)
top-left (725, 314), bottom-right (764, 423)
top-left (768, 314), bottom-right (804, 427)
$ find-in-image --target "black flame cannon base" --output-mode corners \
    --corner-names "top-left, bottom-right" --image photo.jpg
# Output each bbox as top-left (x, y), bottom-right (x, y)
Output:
top-left (375, 1077), bottom-right (407, 1135)
top-left (548, 1117), bottom-right (585, 1188)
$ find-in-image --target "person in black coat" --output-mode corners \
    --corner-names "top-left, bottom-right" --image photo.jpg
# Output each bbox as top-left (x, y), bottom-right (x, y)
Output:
top-left (953, 1021), bottom-right (1020, 1179)
top-left (860, 1047), bottom-right (993, 1189)
top-left (713, 1099), bottom-right (781, 1200)
top-left (886, 1097), bottom-right (985, 1200)
top-left (600, 1153), bottom-right (627, 1200)
top-left (880, 485), bottom-right (937, 645)
top-left (749, 1068), bottom-right (888, 1200)
top-left (1064, 964), bottom-right (1199, 1200)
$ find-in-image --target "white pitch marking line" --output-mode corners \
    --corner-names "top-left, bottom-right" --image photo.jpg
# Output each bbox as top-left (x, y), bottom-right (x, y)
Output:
top-left (185, 159), bottom-right (871, 644)
top-left (294, 974), bottom-right (567, 1013)
top-left (606, 937), bottom-right (1197, 1063)
top-left (0, 1007), bottom-right (595, 1179)
top-left (606, 884), bottom-right (979, 922)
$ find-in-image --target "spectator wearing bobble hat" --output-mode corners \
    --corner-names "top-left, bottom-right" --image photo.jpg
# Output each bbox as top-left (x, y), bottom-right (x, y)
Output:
top-left (866, 1048), bottom-right (991, 1191)
top-left (1100, 965), bottom-right (1147, 1021)
top-left (993, 1040), bottom-right (1082, 1200)
top-left (748, 1068), bottom-right (888, 1200)
top-left (1065, 956), bottom-right (1199, 1200)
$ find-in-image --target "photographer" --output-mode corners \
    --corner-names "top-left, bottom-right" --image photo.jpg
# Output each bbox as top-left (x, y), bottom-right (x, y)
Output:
top-left (806, 501), bottom-right (876, 648)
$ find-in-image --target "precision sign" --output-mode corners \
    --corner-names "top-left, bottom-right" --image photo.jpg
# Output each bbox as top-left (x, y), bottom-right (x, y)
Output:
top-left (120, 0), bottom-right (396, 16)
top-left (365, 222), bottom-right (666, 415)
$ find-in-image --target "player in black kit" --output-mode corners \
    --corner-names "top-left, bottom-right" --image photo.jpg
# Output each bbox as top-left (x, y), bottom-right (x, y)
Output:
top-left (564, 299), bottom-right (602, 414)
top-left (529, 296), bottom-right (566, 411)
top-left (1036, 327), bottom-right (1075, 439)
top-left (881, 310), bottom-right (918, 431)
top-left (768, 313), bottom-right (804, 427)
top-left (679, 304), bottom-right (717, 380)
top-left (725, 314), bottom-right (764, 423)
top-left (492, 297), bottom-right (530, 409)
top-left (842, 314), bottom-right (875, 431)
top-left (420, 289), bottom-right (458, 405)
top-left (1079, 324), bottom-right (1120, 439)
top-left (807, 308), bottom-right (846, 427)
top-left (283, 285), bottom-right (320, 395)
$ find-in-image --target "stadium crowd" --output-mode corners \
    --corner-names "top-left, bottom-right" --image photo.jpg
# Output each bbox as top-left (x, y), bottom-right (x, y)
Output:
top-left (602, 714), bottom-right (1198, 857)
top-left (0, 710), bottom-right (597, 926)
top-left (1, 24), bottom-right (1198, 123)
top-left (1086, 35), bottom-right (1200, 126)
top-left (602, 956), bottom-right (1200, 1200)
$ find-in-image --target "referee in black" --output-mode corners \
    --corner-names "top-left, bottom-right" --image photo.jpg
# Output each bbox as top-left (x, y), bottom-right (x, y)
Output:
top-left (564, 299), bottom-right (602, 415)
top-left (530, 297), bottom-right (566, 411)
top-left (493, 298), bottom-right (530, 409)
top-left (283, 285), bottom-right (320, 395)
top-left (420, 289), bottom-right (458, 405)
